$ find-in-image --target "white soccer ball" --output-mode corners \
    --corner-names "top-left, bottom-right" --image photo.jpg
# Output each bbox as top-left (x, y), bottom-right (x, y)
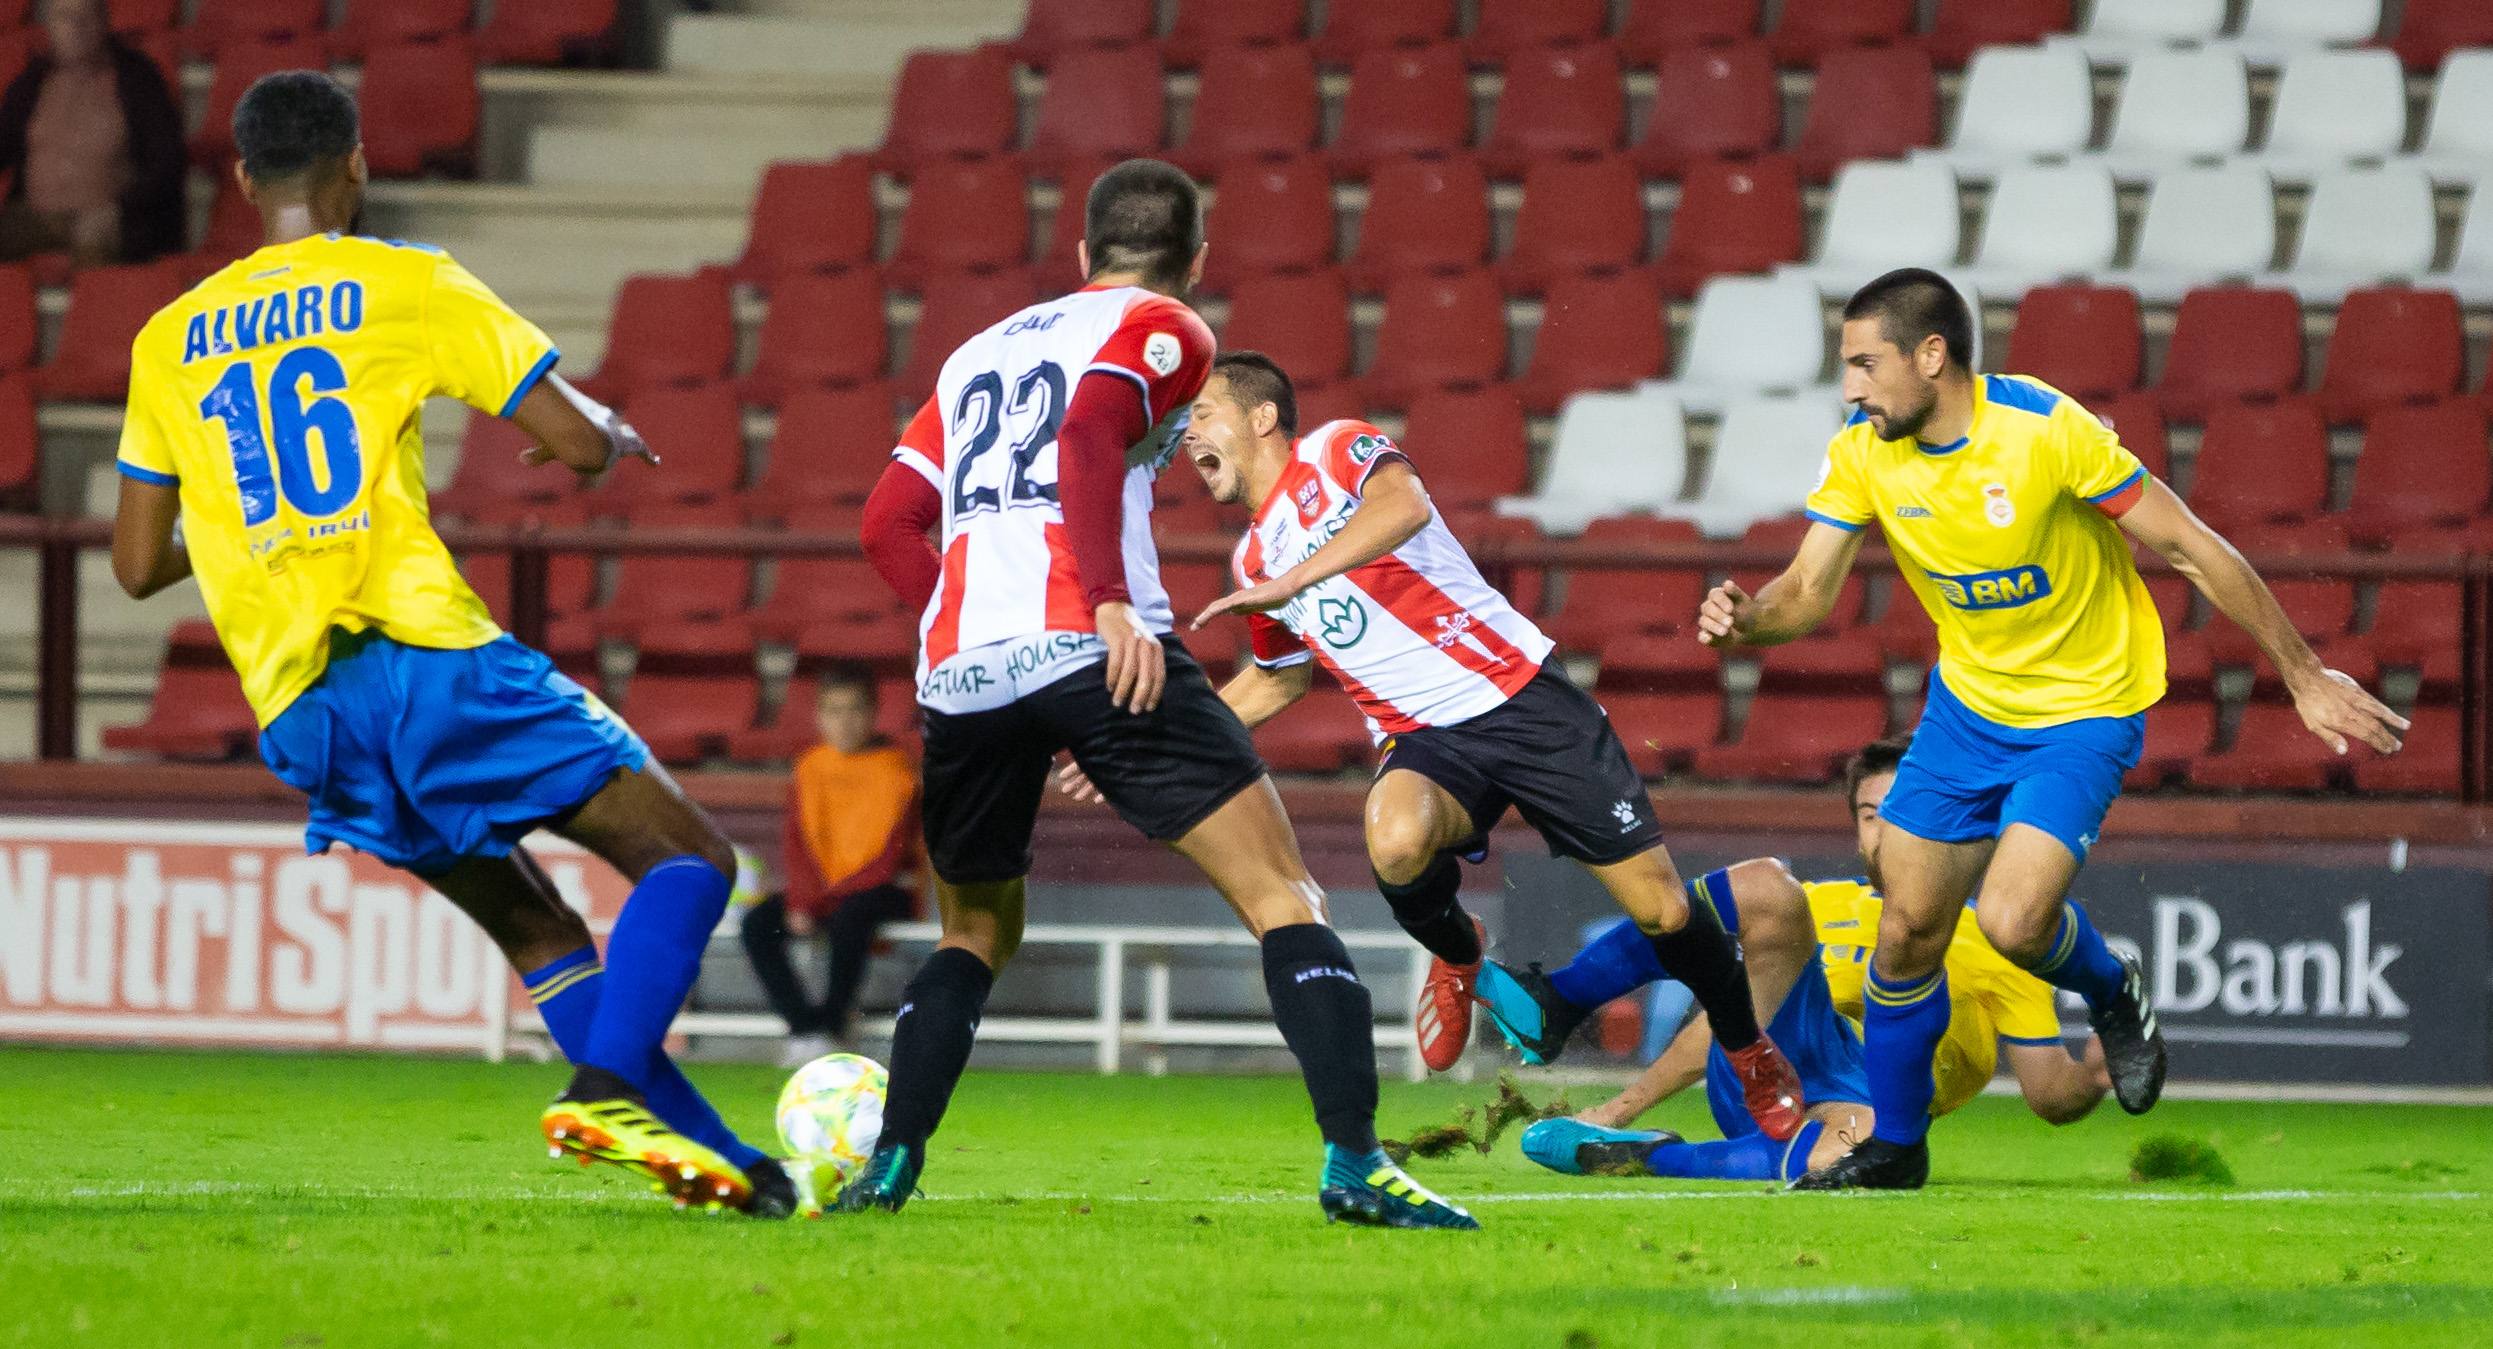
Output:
top-left (775, 1052), bottom-right (888, 1181)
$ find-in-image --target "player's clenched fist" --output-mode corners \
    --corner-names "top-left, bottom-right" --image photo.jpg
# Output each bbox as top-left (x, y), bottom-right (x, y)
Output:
top-left (1696, 579), bottom-right (1754, 647)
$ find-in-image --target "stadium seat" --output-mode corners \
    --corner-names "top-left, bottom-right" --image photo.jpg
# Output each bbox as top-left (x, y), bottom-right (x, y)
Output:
top-left (1164, 0), bottom-right (1306, 66)
top-left (34, 260), bottom-right (186, 403)
top-left (2267, 166), bottom-right (2436, 302)
top-left (2125, 697), bottom-right (2215, 790)
top-left (2250, 48), bottom-right (2405, 186)
top-left (2055, 0), bottom-right (2226, 61)
top-left (1221, 269), bottom-right (1354, 389)
top-left (1616, 0), bottom-right (1758, 66)
top-left (744, 555), bottom-right (903, 646)
top-left (1497, 389), bottom-right (1690, 535)
top-left (1766, 0), bottom-right (1913, 66)
top-left (1659, 394), bottom-right (1843, 538)
top-left (1920, 0), bottom-right (2072, 68)
top-left (2389, 0), bottom-right (2493, 72)
top-left (1171, 43), bottom-right (1319, 176)
top-left (1009, 0), bottom-right (1152, 66)
top-left (1027, 45), bottom-right (1166, 177)
top-left (2089, 49), bottom-right (2252, 181)
top-left (896, 270), bottom-right (1042, 403)
top-left (579, 273), bottom-right (736, 402)
top-left (1917, 42), bottom-right (2092, 181)
top-left (1479, 43), bottom-right (1625, 177)
top-left (727, 158), bottom-right (878, 290)
top-left (885, 157), bottom-right (1033, 289)
top-left (1312, 0), bottom-right (1457, 65)
top-left (2405, 50), bottom-right (2493, 190)
top-left (0, 266), bottom-right (31, 375)
top-left (1541, 519), bottom-right (1709, 653)
top-left (2192, 702), bottom-right (2344, 791)
top-left (2152, 287), bottom-right (2304, 423)
top-left (872, 49), bottom-right (1018, 175)
top-left (1467, 0), bottom-right (1607, 64)
top-left (201, 179), bottom-right (263, 264)
top-left (2186, 398), bottom-right (2331, 533)
top-left (1254, 693), bottom-right (1376, 774)
top-left (330, 0), bottom-right (470, 60)
top-left (1038, 156), bottom-right (1122, 268)
top-left (739, 270), bottom-right (888, 408)
top-left (191, 36), bottom-right (327, 168)
top-left (1630, 40), bottom-right (1777, 177)
top-left (2444, 188), bottom-right (2493, 306)
top-left (1963, 164), bottom-right (2119, 298)
top-left (2210, 579), bottom-right (2355, 669)
top-left (101, 623), bottom-right (258, 761)
top-left (591, 503), bottom-right (755, 653)
top-left (2092, 393), bottom-right (2170, 481)
top-left (2367, 580), bottom-right (2465, 672)
top-left (1648, 155), bottom-right (1803, 299)
top-left (454, 504), bottom-right (600, 655)
top-left (2314, 289), bottom-right (2464, 426)
top-left (2342, 403), bottom-right (2492, 544)
top-left (1516, 270), bottom-right (1669, 414)
top-left (476, 0), bottom-right (617, 65)
top-left (2005, 285), bottom-right (2142, 404)
top-left (2231, 0), bottom-right (2383, 64)
top-left (1358, 271), bottom-right (1508, 411)
top-left (1198, 156), bottom-right (1336, 295)
top-left (186, 0), bottom-right (324, 55)
top-left (1691, 687), bottom-right (1887, 784)
top-left (1343, 155), bottom-right (1490, 290)
top-left (1780, 159), bottom-right (1960, 297)
top-left (1597, 621), bottom-right (1727, 688)
top-left (2353, 707), bottom-right (2459, 795)
top-left (1328, 43), bottom-right (1471, 176)
top-left (607, 384), bottom-right (745, 510)
top-left (106, 0), bottom-right (178, 37)
top-left (1498, 155), bottom-right (1646, 295)
top-left (0, 375), bottom-right (35, 507)
top-left (614, 671), bottom-right (762, 766)
top-left (1792, 45), bottom-right (1937, 184)
top-left (2115, 168), bottom-right (2280, 305)
top-left (1599, 690), bottom-right (1723, 775)
top-left (358, 37), bottom-right (481, 179)
top-left (437, 412), bottom-right (574, 518)
top-left (1399, 387), bottom-right (1530, 513)
top-left (745, 383), bottom-right (904, 523)
top-left (1644, 271), bottom-right (1825, 415)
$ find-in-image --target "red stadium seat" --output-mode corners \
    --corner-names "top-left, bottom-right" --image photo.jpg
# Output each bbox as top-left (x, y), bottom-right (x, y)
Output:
top-left (2187, 398), bottom-right (2331, 532)
top-left (102, 623), bottom-right (258, 761)
top-left (2389, 0), bottom-right (2493, 72)
top-left (2125, 697), bottom-right (2215, 790)
top-left (1359, 271), bottom-right (1508, 411)
top-left (725, 677), bottom-right (817, 763)
top-left (1630, 40), bottom-right (1778, 176)
top-left (739, 270), bottom-right (888, 408)
top-left (1164, 0), bottom-right (1307, 66)
top-left (1467, 0), bottom-right (1608, 64)
top-left (885, 157), bottom-right (1033, 289)
top-left (1222, 269), bottom-right (1354, 388)
top-left (1399, 386), bottom-right (1530, 512)
top-left (898, 269), bottom-right (1043, 403)
top-left (0, 266), bottom-right (31, 374)
top-left (108, 0), bottom-right (180, 37)
top-left (1198, 156), bottom-right (1337, 295)
top-left (1597, 626), bottom-right (1725, 686)
top-left (1691, 689), bottom-right (1888, 784)
top-left (2193, 702), bottom-right (2344, 792)
top-left (591, 503), bottom-right (755, 653)
top-left (1650, 155), bottom-right (1804, 298)
top-left (1499, 155), bottom-right (1647, 295)
top-left (1516, 270), bottom-right (1670, 413)
top-left (436, 412), bottom-right (572, 519)
top-left (1920, 0), bottom-right (2071, 68)
top-left (1793, 45), bottom-right (1936, 183)
top-left (609, 383), bottom-right (745, 509)
top-left (192, 36), bottom-right (327, 168)
top-left (2314, 288), bottom-right (2464, 425)
top-left (330, 0), bottom-right (471, 60)
top-left (1344, 155), bottom-right (1490, 290)
top-left (2367, 580), bottom-right (2463, 686)
top-left (1312, 0), bottom-right (1457, 65)
top-left (359, 37), bottom-right (481, 178)
top-left (2343, 403), bottom-right (2493, 544)
top-left (200, 179), bottom-right (262, 263)
top-left (1598, 689), bottom-right (1723, 775)
top-left (1328, 42), bottom-right (1471, 176)
top-left (1254, 693), bottom-right (1375, 773)
top-left (2210, 580), bottom-right (2355, 668)
top-left (617, 669), bottom-right (764, 767)
top-left (873, 48), bottom-right (1018, 175)
top-left (34, 259), bottom-right (186, 403)
top-left (1865, 591), bottom-right (1939, 666)
top-left (476, 0), bottom-right (616, 65)
top-left (0, 376), bottom-right (35, 507)
top-left (1172, 42), bottom-right (1319, 175)
top-left (580, 273), bottom-right (736, 403)
top-left (2006, 286), bottom-right (2142, 405)
top-left (1027, 45), bottom-right (1166, 177)
top-left (2091, 392), bottom-right (2170, 481)
top-left (186, 0), bottom-right (324, 56)
top-left (1039, 156), bottom-right (1126, 274)
top-left (1618, 0), bottom-right (1761, 66)
top-left (1542, 521), bottom-right (1708, 652)
top-left (1768, 0), bottom-right (1915, 65)
top-left (744, 555), bottom-right (900, 645)
top-left (2353, 707), bottom-right (2459, 795)
top-left (1479, 42), bottom-right (1626, 177)
top-left (745, 383), bottom-right (903, 523)
top-left (1010, 0), bottom-right (1153, 66)
top-left (2153, 288), bottom-right (2305, 424)
top-left (727, 158), bottom-right (878, 290)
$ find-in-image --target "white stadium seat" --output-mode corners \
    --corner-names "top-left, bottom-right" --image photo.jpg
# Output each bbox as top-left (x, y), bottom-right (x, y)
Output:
top-left (2252, 48), bottom-right (2406, 185)
top-left (1495, 390), bottom-right (1689, 537)
top-left (1779, 159), bottom-right (1961, 296)
top-left (2228, 0), bottom-right (2384, 65)
top-left (2052, 0), bottom-right (2228, 63)
top-left (2088, 49), bottom-right (2252, 180)
top-left (1915, 44), bottom-right (2094, 181)
top-left (1638, 273), bottom-right (1827, 417)
top-left (2403, 50), bottom-right (2493, 190)
top-left (2266, 164), bottom-right (2438, 301)
top-left (1964, 163), bottom-right (2119, 296)
top-left (1657, 394), bottom-right (1844, 540)
top-left (2436, 187), bottom-right (2493, 305)
top-left (2108, 163), bottom-right (2278, 302)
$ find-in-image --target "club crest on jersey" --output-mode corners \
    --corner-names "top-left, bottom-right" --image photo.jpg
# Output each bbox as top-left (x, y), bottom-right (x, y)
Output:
top-left (1317, 597), bottom-right (1367, 649)
top-left (1143, 331), bottom-right (1183, 377)
top-left (1294, 475), bottom-right (1325, 525)
top-left (1982, 482), bottom-right (2015, 527)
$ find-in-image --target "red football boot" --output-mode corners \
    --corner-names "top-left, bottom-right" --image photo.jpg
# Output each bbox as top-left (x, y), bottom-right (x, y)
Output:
top-left (1414, 917), bottom-right (1488, 1073)
top-left (1724, 1037), bottom-right (1806, 1140)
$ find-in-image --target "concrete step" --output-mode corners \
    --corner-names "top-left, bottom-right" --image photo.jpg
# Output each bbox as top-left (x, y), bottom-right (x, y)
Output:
top-left (358, 181), bottom-right (745, 320)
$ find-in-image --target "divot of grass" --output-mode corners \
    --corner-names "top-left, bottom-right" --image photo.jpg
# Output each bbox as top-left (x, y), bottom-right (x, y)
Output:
top-left (2128, 1135), bottom-right (2234, 1186)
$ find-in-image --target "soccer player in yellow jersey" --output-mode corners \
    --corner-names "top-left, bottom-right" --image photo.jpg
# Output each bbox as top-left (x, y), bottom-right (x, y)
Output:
top-left (110, 71), bottom-right (797, 1216)
top-left (1506, 739), bottom-right (2110, 1182)
top-left (1695, 270), bottom-right (2406, 1189)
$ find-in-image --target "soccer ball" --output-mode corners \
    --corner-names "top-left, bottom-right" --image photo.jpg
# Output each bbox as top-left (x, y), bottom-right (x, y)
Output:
top-left (775, 1052), bottom-right (888, 1182)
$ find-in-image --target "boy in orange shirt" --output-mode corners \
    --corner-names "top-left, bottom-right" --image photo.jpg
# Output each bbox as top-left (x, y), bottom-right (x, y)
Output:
top-left (741, 666), bottom-right (924, 1064)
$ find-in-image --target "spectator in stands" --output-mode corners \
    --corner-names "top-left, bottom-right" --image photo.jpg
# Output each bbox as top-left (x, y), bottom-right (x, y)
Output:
top-left (741, 667), bottom-right (924, 1065)
top-left (0, 0), bottom-right (186, 265)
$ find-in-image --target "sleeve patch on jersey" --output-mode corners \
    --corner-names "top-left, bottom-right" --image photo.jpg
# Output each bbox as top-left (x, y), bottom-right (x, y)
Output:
top-left (117, 461), bottom-right (178, 486)
top-left (1346, 433), bottom-right (1390, 465)
top-left (1142, 331), bottom-right (1183, 377)
top-left (498, 347), bottom-right (561, 418)
top-left (2087, 468), bottom-right (2147, 517)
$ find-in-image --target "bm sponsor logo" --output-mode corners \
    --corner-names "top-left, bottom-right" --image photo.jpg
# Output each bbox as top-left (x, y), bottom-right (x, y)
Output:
top-left (1928, 564), bottom-right (2052, 611)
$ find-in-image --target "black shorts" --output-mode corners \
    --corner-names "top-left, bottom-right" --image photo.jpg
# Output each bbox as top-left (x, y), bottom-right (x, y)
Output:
top-left (920, 641), bottom-right (1269, 885)
top-left (1377, 667), bottom-right (1664, 867)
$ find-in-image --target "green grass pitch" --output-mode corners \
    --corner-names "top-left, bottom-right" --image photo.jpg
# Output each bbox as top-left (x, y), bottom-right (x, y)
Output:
top-left (3, 1046), bottom-right (2488, 1347)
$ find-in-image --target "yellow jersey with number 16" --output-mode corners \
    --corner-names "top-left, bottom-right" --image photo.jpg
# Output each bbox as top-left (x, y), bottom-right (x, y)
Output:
top-left (1803, 374), bottom-right (2164, 729)
top-left (116, 233), bottom-right (560, 727)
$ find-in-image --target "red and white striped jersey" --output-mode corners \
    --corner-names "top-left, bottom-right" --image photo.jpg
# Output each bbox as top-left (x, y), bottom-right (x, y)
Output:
top-left (1234, 420), bottom-right (1554, 736)
top-left (891, 284), bottom-right (1214, 712)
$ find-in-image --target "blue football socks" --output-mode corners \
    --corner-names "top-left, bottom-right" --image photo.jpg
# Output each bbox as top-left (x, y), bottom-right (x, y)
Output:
top-left (1862, 965), bottom-right (1951, 1147)
top-left (1645, 1119), bottom-right (1826, 1182)
top-left (1547, 917), bottom-right (1669, 1010)
top-left (523, 946), bottom-right (766, 1170)
top-left (2030, 900), bottom-right (2127, 1012)
top-left (582, 855), bottom-right (732, 1087)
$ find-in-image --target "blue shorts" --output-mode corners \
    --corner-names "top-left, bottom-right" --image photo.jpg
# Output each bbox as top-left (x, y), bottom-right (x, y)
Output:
top-left (1703, 959), bottom-right (1870, 1140)
top-left (1876, 670), bottom-right (2144, 864)
top-left (258, 631), bottom-right (648, 876)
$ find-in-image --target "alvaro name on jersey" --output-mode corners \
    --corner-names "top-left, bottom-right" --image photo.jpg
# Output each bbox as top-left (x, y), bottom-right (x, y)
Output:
top-left (1235, 421), bottom-right (1554, 737)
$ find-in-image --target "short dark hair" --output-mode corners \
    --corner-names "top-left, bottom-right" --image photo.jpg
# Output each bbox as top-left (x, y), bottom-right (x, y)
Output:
top-left (1843, 268), bottom-right (1974, 373)
top-left (1084, 159), bottom-right (1203, 289)
top-left (817, 663), bottom-right (877, 704)
top-left (1843, 736), bottom-right (1911, 810)
top-left (234, 70), bottom-right (359, 184)
top-left (1210, 351), bottom-right (1296, 435)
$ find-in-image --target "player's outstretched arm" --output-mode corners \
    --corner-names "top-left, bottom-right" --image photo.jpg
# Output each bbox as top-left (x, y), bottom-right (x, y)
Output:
top-left (1695, 521), bottom-right (1865, 648)
top-left (2004, 1037), bottom-right (2109, 1125)
top-left (1576, 1011), bottom-right (1712, 1129)
top-left (2117, 478), bottom-right (2407, 755)
top-left (507, 375), bottom-right (656, 481)
top-left (111, 476), bottom-right (190, 600)
top-left (1191, 461), bottom-right (1432, 629)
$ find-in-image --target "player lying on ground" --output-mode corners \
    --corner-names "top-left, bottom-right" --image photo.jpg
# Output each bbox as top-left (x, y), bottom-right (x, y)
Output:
top-left (110, 72), bottom-right (795, 1216)
top-left (1702, 268), bottom-right (2408, 1189)
top-left (1497, 738), bottom-right (2110, 1182)
top-left (1059, 351), bottom-right (1801, 1135)
top-left (855, 160), bottom-right (1474, 1228)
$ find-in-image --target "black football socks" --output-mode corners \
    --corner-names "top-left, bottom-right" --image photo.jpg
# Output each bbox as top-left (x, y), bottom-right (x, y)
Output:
top-left (876, 946), bottom-right (995, 1152)
top-left (1261, 922), bottom-right (1383, 1154)
top-left (1646, 889), bottom-right (1764, 1051)
top-left (1375, 852), bottom-right (1482, 966)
